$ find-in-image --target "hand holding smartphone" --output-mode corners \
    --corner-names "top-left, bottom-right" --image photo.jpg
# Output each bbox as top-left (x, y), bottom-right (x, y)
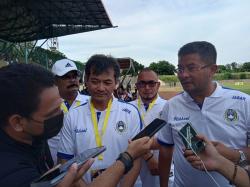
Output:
top-left (31, 146), bottom-right (106, 187)
top-left (132, 118), bottom-right (166, 141)
top-left (178, 123), bottom-right (205, 153)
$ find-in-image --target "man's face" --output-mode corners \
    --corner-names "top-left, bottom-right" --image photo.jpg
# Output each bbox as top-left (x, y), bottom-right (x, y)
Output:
top-left (136, 71), bottom-right (160, 102)
top-left (22, 86), bottom-right (62, 137)
top-left (177, 53), bottom-right (215, 95)
top-left (55, 70), bottom-right (80, 98)
top-left (86, 68), bottom-right (117, 103)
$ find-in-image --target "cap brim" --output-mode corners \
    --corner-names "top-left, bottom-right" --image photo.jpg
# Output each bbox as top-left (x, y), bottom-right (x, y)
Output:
top-left (56, 67), bottom-right (78, 76)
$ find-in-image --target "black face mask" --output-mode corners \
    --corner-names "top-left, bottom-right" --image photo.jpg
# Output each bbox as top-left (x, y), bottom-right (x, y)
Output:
top-left (34, 112), bottom-right (64, 140)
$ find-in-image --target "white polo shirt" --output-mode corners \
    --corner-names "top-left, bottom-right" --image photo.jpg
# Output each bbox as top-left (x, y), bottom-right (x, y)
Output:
top-left (48, 93), bottom-right (89, 164)
top-left (157, 82), bottom-right (250, 187)
top-left (131, 96), bottom-right (169, 187)
top-left (57, 97), bottom-right (142, 183)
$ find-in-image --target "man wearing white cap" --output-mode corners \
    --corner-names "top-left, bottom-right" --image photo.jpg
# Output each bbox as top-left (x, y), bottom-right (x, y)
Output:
top-left (49, 59), bottom-right (89, 164)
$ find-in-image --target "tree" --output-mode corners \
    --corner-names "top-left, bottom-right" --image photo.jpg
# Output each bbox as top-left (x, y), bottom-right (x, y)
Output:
top-left (133, 60), bottom-right (144, 75)
top-left (242, 62), bottom-right (250, 72)
top-left (217, 65), bottom-right (227, 73)
top-left (149, 60), bottom-right (175, 75)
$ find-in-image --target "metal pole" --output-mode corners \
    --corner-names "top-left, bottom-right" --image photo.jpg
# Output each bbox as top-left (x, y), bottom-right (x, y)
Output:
top-left (25, 42), bottom-right (28, 64)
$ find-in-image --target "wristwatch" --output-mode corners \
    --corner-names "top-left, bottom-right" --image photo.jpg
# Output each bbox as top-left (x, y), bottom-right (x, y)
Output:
top-left (116, 152), bottom-right (134, 174)
top-left (238, 150), bottom-right (248, 167)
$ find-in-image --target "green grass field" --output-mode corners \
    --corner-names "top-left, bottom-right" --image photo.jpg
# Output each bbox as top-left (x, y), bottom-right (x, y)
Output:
top-left (219, 81), bottom-right (250, 95)
top-left (159, 80), bottom-right (250, 95)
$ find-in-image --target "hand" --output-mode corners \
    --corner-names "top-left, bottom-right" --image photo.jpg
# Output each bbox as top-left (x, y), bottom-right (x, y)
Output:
top-left (127, 137), bottom-right (153, 159)
top-left (212, 141), bottom-right (240, 163)
top-left (56, 159), bottom-right (94, 187)
top-left (184, 135), bottom-right (224, 171)
top-left (143, 151), bottom-right (159, 175)
top-left (146, 157), bottom-right (159, 175)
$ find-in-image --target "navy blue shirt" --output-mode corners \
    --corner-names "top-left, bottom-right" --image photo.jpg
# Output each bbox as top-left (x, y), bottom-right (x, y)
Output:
top-left (0, 129), bottom-right (53, 187)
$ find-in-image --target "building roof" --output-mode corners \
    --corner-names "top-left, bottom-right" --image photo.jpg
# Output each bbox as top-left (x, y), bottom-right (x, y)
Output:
top-left (0, 0), bottom-right (113, 42)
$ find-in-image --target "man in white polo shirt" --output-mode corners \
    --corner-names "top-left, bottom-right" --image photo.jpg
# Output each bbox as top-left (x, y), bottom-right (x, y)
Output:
top-left (157, 41), bottom-right (250, 187)
top-left (49, 59), bottom-right (89, 164)
top-left (130, 68), bottom-right (170, 187)
top-left (57, 54), bottom-right (143, 187)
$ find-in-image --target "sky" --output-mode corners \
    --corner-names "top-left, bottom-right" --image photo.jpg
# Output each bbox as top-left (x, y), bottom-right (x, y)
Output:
top-left (41, 0), bottom-right (250, 67)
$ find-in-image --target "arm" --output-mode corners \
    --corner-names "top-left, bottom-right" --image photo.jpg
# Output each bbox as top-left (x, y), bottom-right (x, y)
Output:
top-left (87, 160), bottom-right (126, 187)
top-left (118, 158), bottom-right (141, 187)
top-left (56, 160), bottom-right (94, 187)
top-left (57, 137), bottom-right (151, 187)
top-left (142, 151), bottom-right (159, 175)
top-left (159, 145), bottom-right (174, 187)
top-left (216, 157), bottom-right (250, 187)
top-left (212, 141), bottom-right (250, 164)
top-left (89, 137), bottom-right (152, 187)
top-left (184, 135), bottom-right (250, 187)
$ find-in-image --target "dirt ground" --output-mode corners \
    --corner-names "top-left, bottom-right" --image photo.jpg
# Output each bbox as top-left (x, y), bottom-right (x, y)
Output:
top-left (158, 85), bottom-right (182, 100)
top-left (159, 91), bottom-right (180, 100)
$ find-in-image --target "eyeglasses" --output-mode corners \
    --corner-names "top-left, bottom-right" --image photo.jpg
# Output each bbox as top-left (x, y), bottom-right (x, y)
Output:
top-left (136, 81), bottom-right (159, 88)
top-left (175, 64), bottom-right (211, 74)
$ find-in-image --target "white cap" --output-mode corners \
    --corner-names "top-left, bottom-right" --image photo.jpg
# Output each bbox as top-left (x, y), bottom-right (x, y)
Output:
top-left (51, 59), bottom-right (78, 76)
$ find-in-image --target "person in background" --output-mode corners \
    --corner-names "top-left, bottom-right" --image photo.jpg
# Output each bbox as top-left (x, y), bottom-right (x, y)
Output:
top-left (57, 54), bottom-right (143, 187)
top-left (49, 59), bottom-right (89, 164)
top-left (131, 68), bottom-right (171, 187)
top-left (117, 85), bottom-right (133, 102)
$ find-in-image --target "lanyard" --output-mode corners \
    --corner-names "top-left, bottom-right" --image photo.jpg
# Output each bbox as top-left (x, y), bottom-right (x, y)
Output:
top-left (61, 100), bottom-right (81, 113)
top-left (137, 96), bottom-right (157, 121)
top-left (90, 99), bottom-right (112, 160)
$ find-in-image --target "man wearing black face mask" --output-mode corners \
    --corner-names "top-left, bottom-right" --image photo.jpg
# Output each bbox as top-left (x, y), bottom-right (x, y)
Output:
top-left (0, 63), bottom-right (80, 187)
top-left (0, 63), bottom-right (153, 187)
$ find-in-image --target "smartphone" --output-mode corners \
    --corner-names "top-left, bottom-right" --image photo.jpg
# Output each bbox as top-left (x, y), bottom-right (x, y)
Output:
top-left (178, 123), bottom-right (205, 153)
top-left (31, 146), bottom-right (106, 187)
top-left (132, 118), bottom-right (166, 141)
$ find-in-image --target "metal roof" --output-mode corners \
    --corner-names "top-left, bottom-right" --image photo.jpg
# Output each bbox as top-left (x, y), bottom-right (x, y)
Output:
top-left (0, 0), bottom-right (113, 42)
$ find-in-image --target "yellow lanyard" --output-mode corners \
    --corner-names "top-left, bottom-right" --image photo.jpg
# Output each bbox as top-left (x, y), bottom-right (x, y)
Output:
top-left (90, 99), bottom-right (112, 160)
top-left (137, 96), bottom-right (157, 121)
top-left (61, 100), bottom-right (81, 113)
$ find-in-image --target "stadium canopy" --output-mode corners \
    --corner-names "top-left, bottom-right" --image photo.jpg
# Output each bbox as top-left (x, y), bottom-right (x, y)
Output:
top-left (0, 0), bottom-right (113, 43)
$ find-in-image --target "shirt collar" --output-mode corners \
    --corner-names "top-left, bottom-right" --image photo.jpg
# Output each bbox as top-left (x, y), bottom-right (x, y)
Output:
top-left (138, 94), bottom-right (161, 106)
top-left (75, 92), bottom-right (89, 102)
top-left (183, 81), bottom-right (223, 103)
top-left (87, 96), bottom-right (117, 114)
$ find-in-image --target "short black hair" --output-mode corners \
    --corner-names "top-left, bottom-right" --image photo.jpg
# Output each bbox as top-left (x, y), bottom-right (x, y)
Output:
top-left (0, 63), bottom-right (55, 126)
top-left (178, 41), bottom-right (217, 65)
top-left (84, 54), bottom-right (120, 82)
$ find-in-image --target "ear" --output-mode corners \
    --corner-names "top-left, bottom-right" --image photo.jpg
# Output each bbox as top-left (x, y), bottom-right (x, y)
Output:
top-left (210, 64), bottom-right (218, 74)
top-left (8, 114), bottom-right (26, 132)
top-left (158, 80), bottom-right (161, 87)
top-left (115, 81), bottom-right (120, 89)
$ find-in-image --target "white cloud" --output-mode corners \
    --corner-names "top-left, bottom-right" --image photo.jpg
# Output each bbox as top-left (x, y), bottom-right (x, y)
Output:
top-left (40, 0), bottom-right (250, 67)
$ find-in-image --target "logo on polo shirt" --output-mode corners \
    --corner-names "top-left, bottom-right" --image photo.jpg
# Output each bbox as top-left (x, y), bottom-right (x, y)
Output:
top-left (224, 109), bottom-right (238, 122)
top-left (74, 128), bottom-right (87, 133)
top-left (65, 63), bottom-right (73, 67)
top-left (174, 116), bottom-right (190, 121)
top-left (115, 121), bottom-right (127, 134)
